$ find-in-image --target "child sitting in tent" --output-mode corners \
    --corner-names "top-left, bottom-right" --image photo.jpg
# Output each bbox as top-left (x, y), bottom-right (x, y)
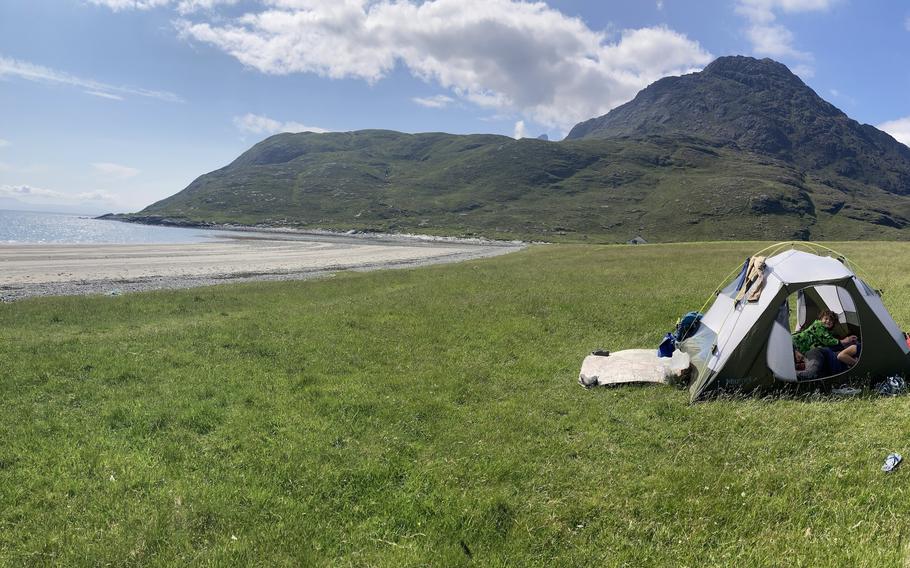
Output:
top-left (792, 309), bottom-right (859, 369)
top-left (795, 347), bottom-right (851, 380)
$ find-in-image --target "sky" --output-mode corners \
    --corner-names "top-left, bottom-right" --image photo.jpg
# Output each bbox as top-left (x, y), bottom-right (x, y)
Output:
top-left (1, 0), bottom-right (909, 214)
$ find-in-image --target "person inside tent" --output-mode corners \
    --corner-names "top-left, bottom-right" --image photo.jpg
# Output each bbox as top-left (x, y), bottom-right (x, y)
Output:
top-left (792, 309), bottom-right (860, 378)
top-left (795, 347), bottom-right (850, 380)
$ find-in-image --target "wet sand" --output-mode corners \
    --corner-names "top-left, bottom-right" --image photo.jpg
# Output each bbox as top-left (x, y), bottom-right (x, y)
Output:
top-left (0, 233), bottom-right (522, 301)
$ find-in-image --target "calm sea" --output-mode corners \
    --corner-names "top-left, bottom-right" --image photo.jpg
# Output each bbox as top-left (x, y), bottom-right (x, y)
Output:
top-left (0, 210), bottom-right (241, 244)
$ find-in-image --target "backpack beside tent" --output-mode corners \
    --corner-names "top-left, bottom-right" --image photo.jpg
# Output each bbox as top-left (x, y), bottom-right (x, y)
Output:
top-left (680, 244), bottom-right (910, 402)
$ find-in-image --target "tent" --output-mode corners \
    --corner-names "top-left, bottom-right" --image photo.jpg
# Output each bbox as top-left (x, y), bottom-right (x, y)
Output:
top-left (681, 244), bottom-right (910, 402)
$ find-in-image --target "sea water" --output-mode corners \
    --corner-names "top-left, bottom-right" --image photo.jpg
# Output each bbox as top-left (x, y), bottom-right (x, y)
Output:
top-left (0, 210), bottom-right (240, 244)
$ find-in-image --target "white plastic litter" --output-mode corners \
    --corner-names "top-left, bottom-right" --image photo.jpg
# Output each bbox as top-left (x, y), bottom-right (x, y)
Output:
top-left (579, 349), bottom-right (691, 387)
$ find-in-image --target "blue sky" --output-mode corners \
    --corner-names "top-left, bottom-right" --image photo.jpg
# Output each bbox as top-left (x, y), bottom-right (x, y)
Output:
top-left (1, 0), bottom-right (909, 214)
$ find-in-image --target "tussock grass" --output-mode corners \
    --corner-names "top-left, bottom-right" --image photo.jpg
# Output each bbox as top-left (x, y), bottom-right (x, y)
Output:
top-left (2, 242), bottom-right (910, 565)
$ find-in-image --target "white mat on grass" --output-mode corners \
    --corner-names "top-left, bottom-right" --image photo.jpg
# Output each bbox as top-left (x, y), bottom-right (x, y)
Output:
top-left (579, 349), bottom-right (691, 387)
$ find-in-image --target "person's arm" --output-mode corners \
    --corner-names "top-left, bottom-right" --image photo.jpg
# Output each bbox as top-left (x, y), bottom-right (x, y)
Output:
top-left (795, 320), bottom-right (837, 350)
top-left (807, 321), bottom-right (839, 348)
top-left (792, 322), bottom-right (815, 353)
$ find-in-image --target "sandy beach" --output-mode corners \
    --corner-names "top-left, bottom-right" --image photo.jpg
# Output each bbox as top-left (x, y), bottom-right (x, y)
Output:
top-left (0, 233), bottom-right (522, 301)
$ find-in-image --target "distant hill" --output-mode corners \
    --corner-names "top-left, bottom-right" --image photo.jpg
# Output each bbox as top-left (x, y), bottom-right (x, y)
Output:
top-left (115, 56), bottom-right (910, 242)
top-left (567, 56), bottom-right (910, 195)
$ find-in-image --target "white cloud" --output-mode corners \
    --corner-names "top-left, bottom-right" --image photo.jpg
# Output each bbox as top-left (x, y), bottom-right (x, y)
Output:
top-left (0, 138), bottom-right (9, 148)
top-left (736, 0), bottom-right (834, 23)
top-left (878, 116), bottom-right (910, 147)
top-left (0, 184), bottom-right (116, 203)
top-left (0, 184), bottom-right (62, 199)
top-left (173, 0), bottom-right (237, 12)
top-left (735, 0), bottom-right (834, 69)
top-left (513, 120), bottom-right (527, 139)
top-left (905, 16), bottom-right (910, 31)
top-left (790, 63), bottom-right (814, 79)
top-left (89, 0), bottom-right (169, 9)
top-left (744, 23), bottom-right (810, 60)
top-left (92, 162), bottom-right (141, 179)
top-left (656, 0), bottom-right (664, 10)
top-left (0, 55), bottom-right (183, 103)
top-left (76, 190), bottom-right (119, 201)
top-left (827, 87), bottom-right (855, 106)
top-left (176, 0), bottom-right (712, 129)
top-left (89, 0), bottom-right (236, 14)
top-left (85, 90), bottom-right (125, 101)
top-left (233, 113), bottom-right (329, 135)
top-left (412, 94), bottom-right (456, 108)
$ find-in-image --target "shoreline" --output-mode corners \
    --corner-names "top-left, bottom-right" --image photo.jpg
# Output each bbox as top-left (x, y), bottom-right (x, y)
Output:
top-left (97, 214), bottom-right (527, 247)
top-left (0, 235), bottom-right (523, 302)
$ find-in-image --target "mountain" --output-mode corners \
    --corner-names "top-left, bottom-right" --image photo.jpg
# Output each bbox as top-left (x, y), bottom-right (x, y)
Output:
top-left (117, 56), bottom-right (910, 242)
top-left (567, 56), bottom-right (910, 194)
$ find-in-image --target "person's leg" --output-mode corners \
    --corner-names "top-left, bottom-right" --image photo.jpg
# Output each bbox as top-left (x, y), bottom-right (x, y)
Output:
top-left (837, 344), bottom-right (858, 366)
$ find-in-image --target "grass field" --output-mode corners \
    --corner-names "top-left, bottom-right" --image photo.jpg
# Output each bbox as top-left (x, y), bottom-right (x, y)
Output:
top-left (3, 242), bottom-right (910, 566)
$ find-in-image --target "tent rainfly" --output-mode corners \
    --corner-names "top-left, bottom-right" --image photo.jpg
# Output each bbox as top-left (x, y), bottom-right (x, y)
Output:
top-left (682, 246), bottom-right (910, 402)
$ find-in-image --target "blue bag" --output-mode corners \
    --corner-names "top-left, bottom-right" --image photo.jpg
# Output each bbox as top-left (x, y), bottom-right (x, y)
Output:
top-left (675, 311), bottom-right (703, 343)
top-left (657, 333), bottom-right (676, 358)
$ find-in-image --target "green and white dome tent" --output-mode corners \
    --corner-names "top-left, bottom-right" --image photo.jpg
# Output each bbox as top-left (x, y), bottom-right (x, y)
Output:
top-left (682, 242), bottom-right (910, 402)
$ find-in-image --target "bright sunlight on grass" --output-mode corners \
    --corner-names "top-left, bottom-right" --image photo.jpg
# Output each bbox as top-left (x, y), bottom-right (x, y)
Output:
top-left (2, 242), bottom-right (910, 565)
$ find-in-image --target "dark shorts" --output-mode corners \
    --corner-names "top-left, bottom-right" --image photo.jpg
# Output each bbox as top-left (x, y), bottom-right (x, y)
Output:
top-left (821, 347), bottom-right (847, 375)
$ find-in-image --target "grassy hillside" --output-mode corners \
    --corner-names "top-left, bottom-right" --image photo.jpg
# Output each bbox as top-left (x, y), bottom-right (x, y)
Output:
top-left (119, 130), bottom-right (910, 242)
top-left (3, 242), bottom-right (910, 565)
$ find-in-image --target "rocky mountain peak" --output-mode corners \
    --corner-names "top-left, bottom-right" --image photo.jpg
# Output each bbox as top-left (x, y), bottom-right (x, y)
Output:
top-left (565, 55), bottom-right (909, 194)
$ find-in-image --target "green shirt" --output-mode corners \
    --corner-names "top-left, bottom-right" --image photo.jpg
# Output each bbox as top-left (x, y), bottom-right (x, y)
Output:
top-left (792, 320), bottom-right (839, 353)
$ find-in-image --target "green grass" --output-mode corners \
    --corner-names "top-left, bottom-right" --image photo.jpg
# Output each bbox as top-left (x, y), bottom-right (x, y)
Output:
top-left (123, 130), bottom-right (910, 243)
top-left (3, 242), bottom-right (910, 565)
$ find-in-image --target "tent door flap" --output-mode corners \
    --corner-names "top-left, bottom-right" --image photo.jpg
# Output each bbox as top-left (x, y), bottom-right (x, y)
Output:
top-left (768, 301), bottom-right (797, 382)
